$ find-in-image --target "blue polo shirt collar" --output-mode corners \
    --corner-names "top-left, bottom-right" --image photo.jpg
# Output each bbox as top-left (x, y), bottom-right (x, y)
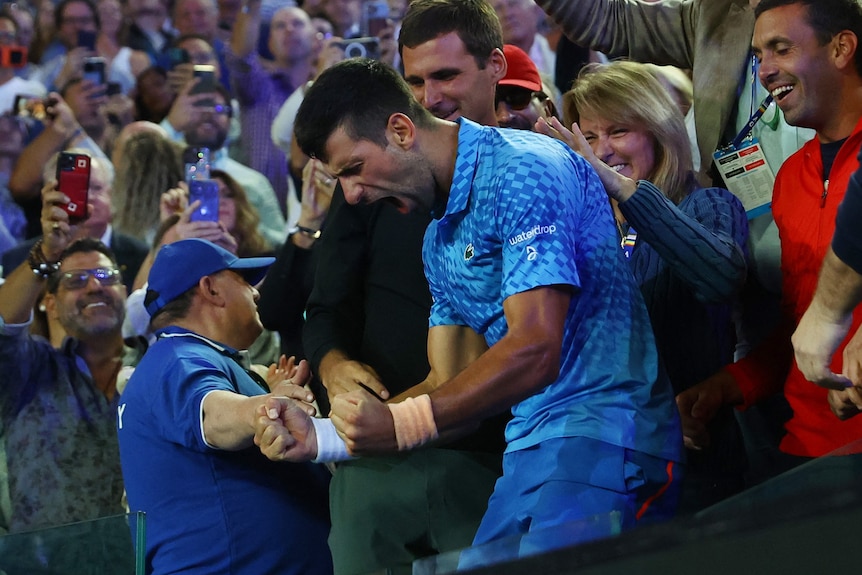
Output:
top-left (154, 326), bottom-right (251, 370)
top-left (433, 118), bottom-right (483, 222)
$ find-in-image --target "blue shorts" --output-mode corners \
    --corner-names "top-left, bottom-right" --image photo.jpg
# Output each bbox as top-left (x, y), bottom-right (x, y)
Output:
top-left (472, 436), bottom-right (681, 546)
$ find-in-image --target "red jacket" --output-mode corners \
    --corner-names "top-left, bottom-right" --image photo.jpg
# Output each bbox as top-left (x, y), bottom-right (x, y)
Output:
top-left (726, 116), bottom-right (862, 457)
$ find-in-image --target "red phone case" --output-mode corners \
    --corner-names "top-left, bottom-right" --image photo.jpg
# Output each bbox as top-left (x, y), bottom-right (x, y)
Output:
top-left (56, 153), bottom-right (90, 223)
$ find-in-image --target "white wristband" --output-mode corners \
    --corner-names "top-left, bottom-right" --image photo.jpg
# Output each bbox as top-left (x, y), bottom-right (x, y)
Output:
top-left (310, 418), bottom-right (354, 463)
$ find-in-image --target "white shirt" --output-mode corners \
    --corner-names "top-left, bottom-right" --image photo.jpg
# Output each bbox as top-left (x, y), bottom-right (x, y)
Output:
top-left (0, 76), bottom-right (47, 115)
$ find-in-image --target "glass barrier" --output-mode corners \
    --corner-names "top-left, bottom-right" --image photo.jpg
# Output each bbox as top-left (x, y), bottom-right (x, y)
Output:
top-left (695, 437), bottom-right (862, 523)
top-left (0, 512), bottom-right (145, 575)
top-left (410, 437), bottom-right (862, 575)
top-left (412, 511), bottom-right (622, 575)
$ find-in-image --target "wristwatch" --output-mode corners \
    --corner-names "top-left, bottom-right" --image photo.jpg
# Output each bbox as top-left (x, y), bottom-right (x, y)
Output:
top-left (28, 238), bottom-right (61, 279)
top-left (287, 225), bottom-right (321, 239)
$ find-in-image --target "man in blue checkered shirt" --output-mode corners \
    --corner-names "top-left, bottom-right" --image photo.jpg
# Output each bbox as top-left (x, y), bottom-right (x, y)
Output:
top-left (260, 57), bottom-right (684, 544)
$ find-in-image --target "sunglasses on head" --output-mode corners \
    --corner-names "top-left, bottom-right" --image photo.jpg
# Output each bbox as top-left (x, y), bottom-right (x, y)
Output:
top-left (56, 267), bottom-right (122, 290)
top-left (495, 87), bottom-right (547, 111)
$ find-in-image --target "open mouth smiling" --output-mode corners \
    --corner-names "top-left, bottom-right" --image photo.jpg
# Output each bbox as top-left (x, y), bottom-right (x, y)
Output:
top-left (771, 84), bottom-right (794, 101)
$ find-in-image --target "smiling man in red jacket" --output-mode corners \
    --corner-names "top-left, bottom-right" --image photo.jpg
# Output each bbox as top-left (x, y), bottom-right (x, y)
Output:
top-left (678, 0), bottom-right (862, 475)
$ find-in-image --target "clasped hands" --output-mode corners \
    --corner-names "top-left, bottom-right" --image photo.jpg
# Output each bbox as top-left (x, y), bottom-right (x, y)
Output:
top-left (252, 360), bottom-right (398, 462)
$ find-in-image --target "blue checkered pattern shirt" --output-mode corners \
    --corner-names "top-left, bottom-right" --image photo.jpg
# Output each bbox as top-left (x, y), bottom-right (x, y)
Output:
top-left (423, 119), bottom-right (681, 461)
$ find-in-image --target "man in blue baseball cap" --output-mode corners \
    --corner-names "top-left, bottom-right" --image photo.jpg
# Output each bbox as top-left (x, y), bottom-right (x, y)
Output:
top-left (117, 238), bottom-right (333, 575)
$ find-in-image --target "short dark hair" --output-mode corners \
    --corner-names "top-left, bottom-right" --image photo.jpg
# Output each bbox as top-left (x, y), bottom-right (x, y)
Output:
top-left (148, 288), bottom-right (196, 330)
top-left (54, 0), bottom-right (100, 31)
top-left (294, 58), bottom-right (435, 162)
top-left (756, 0), bottom-right (862, 73)
top-left (398, 0), bottom-right (503, 68)
top-left (173, 33), bottom-right (214, 49)
top-left (47, 237), bottom-right (119, 293)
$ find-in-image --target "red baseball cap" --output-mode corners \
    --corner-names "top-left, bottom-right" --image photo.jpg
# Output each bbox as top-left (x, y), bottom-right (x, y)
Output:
top-left (499, 44), bottom-right (543, 93)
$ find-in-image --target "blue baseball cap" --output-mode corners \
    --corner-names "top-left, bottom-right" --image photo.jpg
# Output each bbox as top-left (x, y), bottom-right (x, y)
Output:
top-left (144, 239), bottom-right (274, 316)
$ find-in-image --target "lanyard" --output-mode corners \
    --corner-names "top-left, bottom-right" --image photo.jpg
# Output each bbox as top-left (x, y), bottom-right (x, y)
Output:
top-left (728, 54), bottom-right (778, 149)
top-left (615, 219), bottom-right (637, 259)
top-left (732, 93), bottom-right (774, 149)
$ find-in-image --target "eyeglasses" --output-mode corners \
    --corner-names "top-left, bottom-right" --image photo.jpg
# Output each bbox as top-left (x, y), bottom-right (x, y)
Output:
top-left (495, 87), bottom-right (547, 111)
top-left (199, 104), bottom-right (232, 116)
top-left (57, 267), bottom-right (122, 290)
top-left (60, 16), bottom-right (96, 27)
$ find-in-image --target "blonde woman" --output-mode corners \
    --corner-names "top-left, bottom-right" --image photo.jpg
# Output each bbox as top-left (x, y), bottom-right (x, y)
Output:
top-left (538, 60), bottom-right (749, 513)
top-left (112, 130), bottom-right (184, 244)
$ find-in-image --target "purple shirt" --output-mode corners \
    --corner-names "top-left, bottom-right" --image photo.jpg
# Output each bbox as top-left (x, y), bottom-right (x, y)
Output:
top-left (225, 47), bottom-right (297, 215)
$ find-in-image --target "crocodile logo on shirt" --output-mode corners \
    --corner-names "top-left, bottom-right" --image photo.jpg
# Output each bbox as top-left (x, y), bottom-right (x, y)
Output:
top-left (464, 243), bottom-right (474, 261)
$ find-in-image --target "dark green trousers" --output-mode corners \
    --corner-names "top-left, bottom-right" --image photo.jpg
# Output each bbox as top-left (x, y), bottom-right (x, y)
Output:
top-left (328, 448), bottom-right (502, 575)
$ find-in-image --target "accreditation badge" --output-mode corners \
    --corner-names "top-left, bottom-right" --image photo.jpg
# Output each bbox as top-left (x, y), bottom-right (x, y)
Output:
top-left (713, 138), bottom-right (775, 220)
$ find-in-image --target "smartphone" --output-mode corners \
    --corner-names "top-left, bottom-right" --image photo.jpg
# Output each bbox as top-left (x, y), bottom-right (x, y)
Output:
top-left (188, 179), bottom-right (220, 222)
top-left (56, 152), bottom-right (91, 223)
top-left (0, 45), bottom-right (27, 68)
top-left (167, 47), bottom-right (190, 69)
top-left (335, 37), bottom-right (381, 61)
top-left (76, 30), bottom-right (97, 50)
top-left (83, 57), bottom-right (106, 86)
top-left (13, 94), bottom-right (48, 120)
top-left (183, 146), bottom-right (211, 183)
top-left (361, 0), bottom-right (389, 37)
top-left (190, 64), bottom-right (216, 93)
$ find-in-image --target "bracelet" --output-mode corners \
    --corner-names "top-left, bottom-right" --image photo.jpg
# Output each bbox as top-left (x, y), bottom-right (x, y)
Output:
top-left (27, 238), bottom-right (61, 279)
top-left (287, 225), bottom-right (321, 239)
top-left (65, 126), bottom-right (84, 145)
top-left (388, 395), bottom-right (439, 451)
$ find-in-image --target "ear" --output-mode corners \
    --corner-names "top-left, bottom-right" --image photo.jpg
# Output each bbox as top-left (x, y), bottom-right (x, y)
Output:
top-left (541, 99), bottom-right (557, 122)
top-left (42, 293), bottom-right (58, 320)
top-left (198, 275), bottom-right (226, 307)
top-left (833, 30), bottom-right (858, 71)
top-left (386, 113), bottom-right (417, 150)
top-left (487, 48), bottom-right (508, 84)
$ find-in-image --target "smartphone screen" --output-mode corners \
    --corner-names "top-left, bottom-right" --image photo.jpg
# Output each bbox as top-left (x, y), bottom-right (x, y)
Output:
top-left (13, 94), bottom-right (46, 120)
top-left (183, 146), bottom-right (211, 183)
top-left (188, 179), bottom-right (220, 222)
top-left (83, 57), bottom-right (106, 86)
top-left (56, 152), bottom-right (91, 223)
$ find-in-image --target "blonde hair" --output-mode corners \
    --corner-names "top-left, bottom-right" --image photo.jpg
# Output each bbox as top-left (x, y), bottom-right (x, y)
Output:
top-left (564, 61), bottom-right (696, 204)
top-left (112, 132), bottom-right (184, 242)
top-left (644, 64), bottom-right (693, 116)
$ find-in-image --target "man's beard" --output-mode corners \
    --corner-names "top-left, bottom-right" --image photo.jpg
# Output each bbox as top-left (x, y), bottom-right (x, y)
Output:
top-left (186, 124), bottom-right (227, 149)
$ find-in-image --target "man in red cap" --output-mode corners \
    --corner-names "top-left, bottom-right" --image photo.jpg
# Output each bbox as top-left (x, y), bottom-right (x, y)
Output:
top-left (495, 44), bottom-right (557, 130)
